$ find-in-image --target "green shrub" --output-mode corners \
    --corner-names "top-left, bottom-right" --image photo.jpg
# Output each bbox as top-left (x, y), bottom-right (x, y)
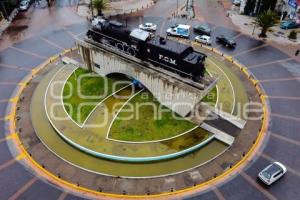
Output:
top-left (288, 30), bottom-right (297, 40)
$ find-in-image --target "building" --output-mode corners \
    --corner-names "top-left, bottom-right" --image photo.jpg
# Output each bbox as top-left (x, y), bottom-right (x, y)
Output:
top-left (0, 0), bottom-right (18, 20)
top-left (240, 0), bottom-right (299, 21)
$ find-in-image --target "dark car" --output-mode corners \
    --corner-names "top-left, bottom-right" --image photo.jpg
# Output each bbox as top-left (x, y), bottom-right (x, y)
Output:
top-left (216, 35), bottom-right (236, 48)
top-left (193, 24), bottom-right (211, 36)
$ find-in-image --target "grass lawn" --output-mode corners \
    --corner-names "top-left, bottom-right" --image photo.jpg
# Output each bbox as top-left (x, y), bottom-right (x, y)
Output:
top-left (109, 91), bottom-right (197, 142)
top-left (202, 86), bottom-right (217, 106)
top-left (206, 56), bottom-right (249, 117)
top-left (63, 68), bottom-right (128, 124)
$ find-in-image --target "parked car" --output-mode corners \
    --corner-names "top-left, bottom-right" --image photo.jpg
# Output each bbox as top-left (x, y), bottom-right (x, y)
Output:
top-left (216, 35), bottom-right (236, 48)
top-left (91, 16), bottom-right (106, 29)
top-left (19, 0), bottom-right (30, 11)
top-left (258, 162), bottom-right (287, 186)
top-left (233, 0), bottom-right (241, 6)
top-left (195, 35), bottom-right (212, 45)
top-left (167, 24), bottom-right (190, 38)
top-left (139, 23), bottom-right (157, 31)
top-left (193, 24), bottom-right (211, 36)
top-left (280, 20), bottom-right (299, 30)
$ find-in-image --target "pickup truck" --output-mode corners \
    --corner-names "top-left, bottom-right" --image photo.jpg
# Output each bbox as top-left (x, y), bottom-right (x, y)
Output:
top-left (166, 24), bottom-right (190, 38)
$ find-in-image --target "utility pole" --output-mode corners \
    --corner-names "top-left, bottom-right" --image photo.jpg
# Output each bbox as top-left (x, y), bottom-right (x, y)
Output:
top-left (176, 0), bottom-right (179, 17)
top-left (252, 22), bottom-right (256, 35)
top-left (90, 0), bottom-right (94, 17)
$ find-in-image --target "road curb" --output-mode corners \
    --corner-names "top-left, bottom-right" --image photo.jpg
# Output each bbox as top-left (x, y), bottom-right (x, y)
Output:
top-left (7, 45), bottom-right (270, 199)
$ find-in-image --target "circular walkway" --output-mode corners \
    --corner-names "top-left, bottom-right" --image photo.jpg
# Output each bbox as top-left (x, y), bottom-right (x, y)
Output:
top-left (0, 1), bottom-right (300, 199)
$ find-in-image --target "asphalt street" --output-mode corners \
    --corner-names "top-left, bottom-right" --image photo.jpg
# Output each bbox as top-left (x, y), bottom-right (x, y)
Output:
top-left (0, 0), bottom-right (300, 199)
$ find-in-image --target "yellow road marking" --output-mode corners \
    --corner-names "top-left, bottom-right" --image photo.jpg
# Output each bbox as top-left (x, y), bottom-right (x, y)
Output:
top-left (6, 133), bottom-right (18, 140)
top-left (16, 153), bottom-right (26, 161)
top-left (6, 46), bottom-right (270, 199)
top-left (9, 98), bottom-right (18, 103)
top-left (4, 115), bottom-right (12, 121)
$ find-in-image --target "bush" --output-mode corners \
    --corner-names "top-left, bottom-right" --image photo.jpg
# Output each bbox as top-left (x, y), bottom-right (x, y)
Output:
top-left (288, 30), bottom-right (297, 40)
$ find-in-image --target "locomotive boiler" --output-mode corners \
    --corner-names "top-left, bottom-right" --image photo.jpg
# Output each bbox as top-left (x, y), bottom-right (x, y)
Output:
top-left (86, 17), bottom-right (207, 81)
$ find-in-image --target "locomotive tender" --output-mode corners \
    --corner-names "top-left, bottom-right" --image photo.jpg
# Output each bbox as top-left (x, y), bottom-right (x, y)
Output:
top-left (86, 17), bottom-right (207, 81)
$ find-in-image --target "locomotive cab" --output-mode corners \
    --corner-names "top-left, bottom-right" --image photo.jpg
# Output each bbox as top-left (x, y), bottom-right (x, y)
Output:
top-left (182, 51), bottom-right (206, 79)
top-left (129, 29), bottom-right (151, 53)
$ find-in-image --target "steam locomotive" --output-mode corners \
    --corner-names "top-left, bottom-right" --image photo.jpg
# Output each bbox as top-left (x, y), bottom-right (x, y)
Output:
top-left (86, 17), bottom-right (207, 81)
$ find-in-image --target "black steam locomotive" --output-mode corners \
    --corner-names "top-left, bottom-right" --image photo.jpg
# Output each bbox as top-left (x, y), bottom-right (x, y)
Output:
top-left (86, 17), bottom-right (207, 81)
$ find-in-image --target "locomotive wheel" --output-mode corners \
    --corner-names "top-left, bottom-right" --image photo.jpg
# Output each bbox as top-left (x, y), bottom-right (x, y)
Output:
top-left (193, 76), bottom-right (202, 82)
top-left (127, 48), bottom-right (136, 57)
top-left (116, 43), bottom-right (124, 51)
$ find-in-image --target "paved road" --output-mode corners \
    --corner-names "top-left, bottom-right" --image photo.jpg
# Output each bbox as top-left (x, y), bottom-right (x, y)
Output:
top-left (0, 0), bottom-right (300, 199)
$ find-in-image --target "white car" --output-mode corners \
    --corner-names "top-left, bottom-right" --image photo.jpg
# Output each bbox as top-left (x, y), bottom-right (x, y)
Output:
top-left (139, 23), bottom-right (157, 31)
top-left (195, 35), bottom-right (212, 45)
top-left (258, 162), bottom-right (287, 185)
top-left (233, 0), bottom-right (241, 6)
top-left (19, 0), bottom-right (30, 11)
top-left (166, 24), bottom-right (190, 38)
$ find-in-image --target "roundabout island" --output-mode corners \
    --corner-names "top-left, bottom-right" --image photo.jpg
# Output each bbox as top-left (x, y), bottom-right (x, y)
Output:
top-left (0, 0), bottom-right (300, 200)
top-left (13, 32), bottom-right (265, 195)
top-left (3, 1), bottom-right (300, 199)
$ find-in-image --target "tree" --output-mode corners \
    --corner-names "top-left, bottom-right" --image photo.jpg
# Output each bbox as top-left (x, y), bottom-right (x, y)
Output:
top-left (260, 0), bottom-right (277, 13)
top-left (255, 9), bottom-right (277, 38)
top-left (288, 30), bottom-right (297, 40)
top-left (244, 0), bottom-right (256, 15)
top-left (92, 0), bottom-right (107, 16)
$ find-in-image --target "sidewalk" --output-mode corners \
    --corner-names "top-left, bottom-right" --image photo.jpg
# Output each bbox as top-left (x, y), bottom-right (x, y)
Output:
top-left (229, 11), bottom-right (300, 61)
top-left (230, 12), bottom-right (300, 45)
top-left (0, 8), bottom-right (19, 37)
top-left (77, 0), bottom-right (154, 18)
top-left (0, 19), bottom-right (10, 37)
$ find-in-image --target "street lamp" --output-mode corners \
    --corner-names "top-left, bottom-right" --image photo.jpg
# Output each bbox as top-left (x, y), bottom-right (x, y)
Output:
top-left (252, 22), bottom-right (256, 35)
top-left (90, 0), bottom-right (94, 17)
